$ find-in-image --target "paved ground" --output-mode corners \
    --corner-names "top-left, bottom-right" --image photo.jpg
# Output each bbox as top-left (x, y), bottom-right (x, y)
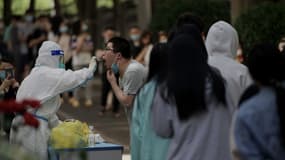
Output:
top-left (58, 75), bottom-right (130, 156)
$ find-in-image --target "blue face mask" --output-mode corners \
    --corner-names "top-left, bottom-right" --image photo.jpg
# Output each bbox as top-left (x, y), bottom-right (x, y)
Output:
top-left (25, 15), bottom-right (33, 22)
top-left (0, 70), bottom-right (5, 80)
top-left (82, 24), bottom-right (88, 32)
top-left (111, 63), bottom-right (119, 75)
top-left (130, 34), bottom-right (140, 41)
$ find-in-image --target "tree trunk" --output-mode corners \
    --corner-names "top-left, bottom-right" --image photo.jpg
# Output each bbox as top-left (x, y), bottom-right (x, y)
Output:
top-left (28, 0), bottom-right (35, 13)
top-left (3, 0), bottom-right (12, 25)
top-left (54, 0), bottom-right (61, 16)
top-left (113, 0), bottom-right (119, 31)
top-left (137, 0), bottom-right (152, 30)
top-left (76, 0), bottom-right (98, 48)
top-left (76, 0), bottom-right (85, 18)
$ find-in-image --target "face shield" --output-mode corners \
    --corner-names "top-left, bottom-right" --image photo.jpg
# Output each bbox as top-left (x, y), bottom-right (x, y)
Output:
top-left (51, 50), bottom-right (65, 69)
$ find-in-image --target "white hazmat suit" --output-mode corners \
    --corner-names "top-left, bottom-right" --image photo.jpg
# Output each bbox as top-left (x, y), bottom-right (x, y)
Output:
top-left (10, 41), bottom-right (97, 159)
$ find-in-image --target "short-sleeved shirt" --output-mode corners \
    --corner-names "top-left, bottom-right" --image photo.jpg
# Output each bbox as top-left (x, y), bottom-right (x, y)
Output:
top-left (119, 60), bottom-right (146, 123)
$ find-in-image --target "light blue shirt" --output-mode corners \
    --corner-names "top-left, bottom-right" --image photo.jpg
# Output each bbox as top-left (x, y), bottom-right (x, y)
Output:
top-left (234, 87), bottom-right (285, 160)
top-left (131, 80), bottom-right (169, 160)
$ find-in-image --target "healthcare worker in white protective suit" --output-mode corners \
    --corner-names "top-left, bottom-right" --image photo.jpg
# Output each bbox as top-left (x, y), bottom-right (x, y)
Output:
top-left (10, 41), bottom-right (97, 159)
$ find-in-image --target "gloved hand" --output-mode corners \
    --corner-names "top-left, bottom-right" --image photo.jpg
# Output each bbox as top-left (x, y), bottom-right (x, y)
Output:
top-left (88, 56), bottom-right (97, 72)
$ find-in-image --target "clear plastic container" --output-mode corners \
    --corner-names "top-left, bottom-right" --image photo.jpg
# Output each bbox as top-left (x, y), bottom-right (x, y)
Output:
top-left (88, 125), bottom-right (96, 147)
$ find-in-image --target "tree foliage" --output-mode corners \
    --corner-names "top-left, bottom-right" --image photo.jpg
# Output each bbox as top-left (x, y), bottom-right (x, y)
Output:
top-left (150, 0), bottom-right (230, 32)
top-left (235, 2), bottom-right (285, 55)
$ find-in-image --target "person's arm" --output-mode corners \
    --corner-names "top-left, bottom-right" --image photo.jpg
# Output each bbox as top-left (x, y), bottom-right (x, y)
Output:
top-left (107, 70), bottom-right (134, 107)
top-left (51, 57), bottom-right (97, 94)
top-left (75, 35), bottom-right (84, 54)
top-left (135, 47), bottom-right (147, 64)
top-left (48, 114), bottom-right (61, 128)
top-left (28, 32), bottom-right (46, 48)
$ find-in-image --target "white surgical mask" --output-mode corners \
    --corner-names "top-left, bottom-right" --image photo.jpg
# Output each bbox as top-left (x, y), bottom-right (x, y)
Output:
top-left (25, 15), bottom-right (33, 22)
top-left (82, 24), bottom-right (88, 32)
top-left (160, 39), bottom-right (167, 43)
top-left (59, 26), bottom-right (68, 33)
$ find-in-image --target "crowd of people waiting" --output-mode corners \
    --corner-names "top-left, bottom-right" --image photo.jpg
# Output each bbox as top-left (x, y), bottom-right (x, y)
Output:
top-left (0, 9), bottom-right (284, 160)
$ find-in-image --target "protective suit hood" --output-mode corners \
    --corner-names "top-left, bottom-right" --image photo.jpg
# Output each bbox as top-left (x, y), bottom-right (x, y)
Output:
top-left (205, 21), bottom-right (239, 59)
top-left (35, 41), bottom-right (62, 68)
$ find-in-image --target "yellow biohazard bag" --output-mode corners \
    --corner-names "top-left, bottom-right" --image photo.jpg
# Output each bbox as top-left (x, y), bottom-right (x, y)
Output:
top-left (49, 119), bottom-right (90, 149)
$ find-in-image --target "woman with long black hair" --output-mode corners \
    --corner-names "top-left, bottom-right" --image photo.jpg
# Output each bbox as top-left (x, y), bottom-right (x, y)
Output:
top-left (151, 24), bottom-right (232, 160)
top-left (233, 43), bottom-right (285, 159)
top-left (131, 43), bottom-right (169, 160)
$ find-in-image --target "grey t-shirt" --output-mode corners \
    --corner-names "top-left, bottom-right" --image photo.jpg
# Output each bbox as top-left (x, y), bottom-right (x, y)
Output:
top-left (119, 60), bottom-right (146, 123)
top-left (151, 82), bottom-right (232, 160)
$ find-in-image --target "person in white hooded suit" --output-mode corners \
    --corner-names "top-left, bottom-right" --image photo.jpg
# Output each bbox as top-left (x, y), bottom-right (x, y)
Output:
top-left (10, 41), bottom-right (97, 159)
top-left (205, 21), bottom-right (252, 111)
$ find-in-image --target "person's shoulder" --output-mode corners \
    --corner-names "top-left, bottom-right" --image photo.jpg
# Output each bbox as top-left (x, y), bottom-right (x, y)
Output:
top-left (230, 59), bottom-right (249, 72)
top-left (238, 95), bottom-right (259, 117)
top-left (210, 55), bottom-right (246, 68)
top-left (127, 60), bottom-right (146, 72)
top-left (130, 60), bottom-right (144, 66)
top-left (238, 88), bottom-right (274, 120)
top-left (136, 81), bottom-right (157, 99)
top-left (210, 56), bottom-right (250, 76)
top-left (141, 80), bottom-right (157, 92)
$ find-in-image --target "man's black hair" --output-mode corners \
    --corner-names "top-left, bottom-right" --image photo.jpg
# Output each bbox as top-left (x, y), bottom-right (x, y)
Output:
top-left (168, 12), bottom-right (204, 42)
top-left (108, 37), bottom-right (131, 59)
top-left (103, 26), bottom-right (116, 31)
top-left (128, 25), bottom-right (140, 30)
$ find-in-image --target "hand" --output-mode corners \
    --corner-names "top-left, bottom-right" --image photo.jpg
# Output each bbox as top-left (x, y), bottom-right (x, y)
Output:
top-left (95, 49), bottom-right (103, 58)
top-left (11, 79), bottom-right (19, 88)
top-left (88, 56), bottom-right (97, 72)
top-left (107, 69), bottom-right (117, 84)
top-left (0, 78), bottom-right (14, 91)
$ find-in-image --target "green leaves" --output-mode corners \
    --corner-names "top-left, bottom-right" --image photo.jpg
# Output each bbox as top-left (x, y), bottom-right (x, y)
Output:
top-left (235, 2), bottom-right (285, 56)
top-left (150, 0), bottom-right (230, 33)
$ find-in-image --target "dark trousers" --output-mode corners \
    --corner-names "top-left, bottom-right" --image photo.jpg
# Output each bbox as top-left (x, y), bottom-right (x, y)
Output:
top-left (66, 58), bottom-right (74, 98)
top-left (101, 71), bottom-right (119, 113)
